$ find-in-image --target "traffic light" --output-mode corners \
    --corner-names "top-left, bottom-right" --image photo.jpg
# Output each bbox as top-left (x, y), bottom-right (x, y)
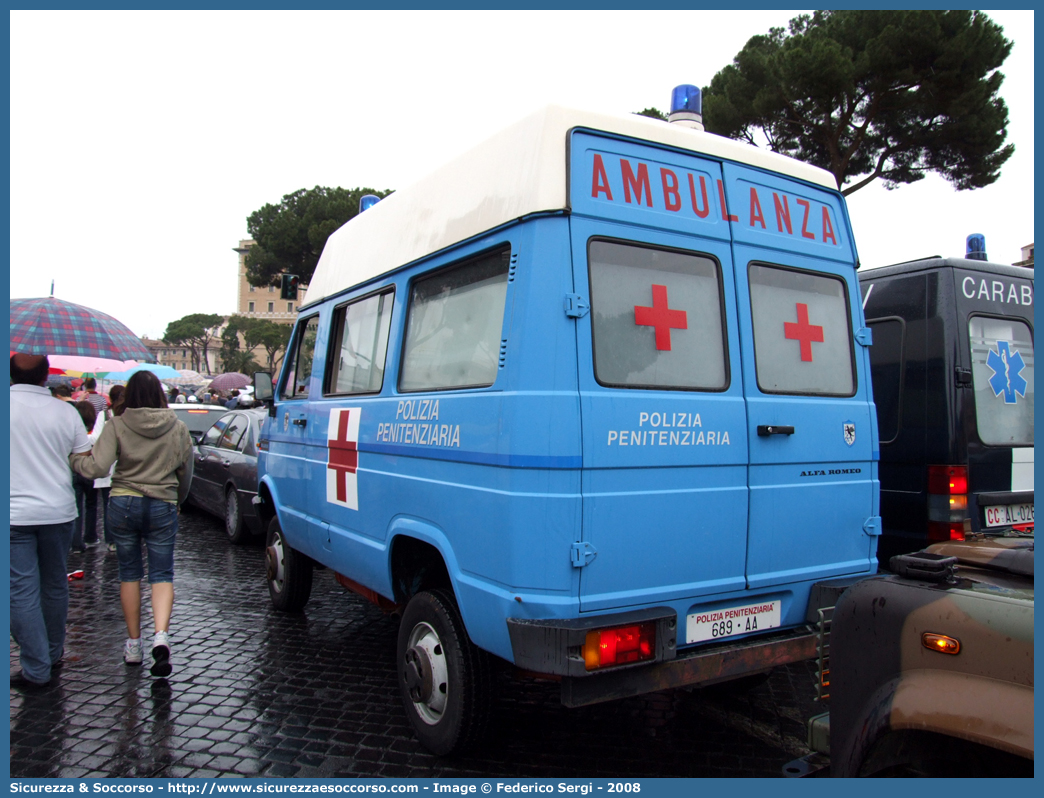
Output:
top-left (280, 274), bottom-right (300, 300)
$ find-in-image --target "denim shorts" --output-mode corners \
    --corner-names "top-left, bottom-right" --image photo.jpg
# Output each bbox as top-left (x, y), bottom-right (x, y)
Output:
top-left (108, 495), bottom-right (178, 583)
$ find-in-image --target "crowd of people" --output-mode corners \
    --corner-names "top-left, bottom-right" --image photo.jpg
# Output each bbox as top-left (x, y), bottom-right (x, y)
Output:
top-left (166, 386), bottom-right (253, 408)
top-left (10, 355), bottom-right (195, 690)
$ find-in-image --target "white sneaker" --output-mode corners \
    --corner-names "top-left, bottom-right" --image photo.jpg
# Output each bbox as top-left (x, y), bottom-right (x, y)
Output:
top-left (124, 638), bottom-right (143, 666)
top-left (150, 631), bottom-right (172, 677)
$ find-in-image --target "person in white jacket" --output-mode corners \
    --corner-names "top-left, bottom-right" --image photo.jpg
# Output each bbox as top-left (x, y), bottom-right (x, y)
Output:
top-left (84, 409), bottom-right (116, 552)
top-left (96, 384), bottom-right (125, 552)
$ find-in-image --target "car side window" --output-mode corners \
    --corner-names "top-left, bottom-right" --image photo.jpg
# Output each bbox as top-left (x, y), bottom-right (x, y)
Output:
top-left (202, 416), bottom-right (231, 448)
top-left (281, 315), bottom-right (320, 400)
top-left (241, 424), bottom-right (256, 456)
top-left (219, 415), bottom-right (248, 451)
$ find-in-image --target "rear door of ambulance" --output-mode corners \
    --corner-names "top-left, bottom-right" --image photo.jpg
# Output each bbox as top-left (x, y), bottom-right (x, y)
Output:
top-left (724, 163), bottom-right (878, 588)
top-left (568, 131), bottom-right (750, 614)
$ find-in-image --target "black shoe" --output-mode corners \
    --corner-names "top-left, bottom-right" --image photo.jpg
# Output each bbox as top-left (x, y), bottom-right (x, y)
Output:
top-left (10, 672), bottom-right (52, 691)
top-left (85, 538), bottom-right (99, 546)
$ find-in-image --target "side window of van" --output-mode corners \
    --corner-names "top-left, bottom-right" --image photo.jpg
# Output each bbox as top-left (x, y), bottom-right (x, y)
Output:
top-left (399, 247), bottom-right (510, 392)
top-left (326, 290), bottom-right (394, 395)
top-left (749, 263), bottom-right (855, 396)
top-left (281, 315), bottom-right (319, 400)
top-left (867, 318), bottom-right (904, 443)
top-left (588, 239), bottom-right (727, 390)
top-left (968, 316), bottom-right (1034, 446)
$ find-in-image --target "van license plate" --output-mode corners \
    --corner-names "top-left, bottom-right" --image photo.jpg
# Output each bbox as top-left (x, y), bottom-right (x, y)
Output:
top-left (686, 600), bottom-right (781, 644)
top-left (984, 503), bottom-right (1034, 528)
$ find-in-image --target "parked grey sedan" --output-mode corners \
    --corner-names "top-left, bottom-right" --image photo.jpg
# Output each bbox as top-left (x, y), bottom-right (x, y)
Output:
top-left (186, 408), bottom-right (266, 544)
top-left (170, 404), bottom-right (230, 444)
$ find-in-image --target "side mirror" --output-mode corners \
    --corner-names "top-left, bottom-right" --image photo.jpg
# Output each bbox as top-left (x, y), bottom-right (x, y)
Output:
top-left (254, 372), bottom-right (275, 416)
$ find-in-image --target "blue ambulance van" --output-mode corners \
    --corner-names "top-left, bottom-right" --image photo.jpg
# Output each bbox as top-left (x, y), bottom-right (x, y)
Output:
top-left (253, 87), bottom-right (880, 755)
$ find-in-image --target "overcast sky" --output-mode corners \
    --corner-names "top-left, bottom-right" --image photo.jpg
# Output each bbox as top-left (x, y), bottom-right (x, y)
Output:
top-left (9, 10), bottom-right (1034, 340)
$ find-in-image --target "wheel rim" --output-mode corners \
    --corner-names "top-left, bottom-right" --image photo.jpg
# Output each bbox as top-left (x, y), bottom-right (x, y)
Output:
top-left (403, 621), bottom-right (449, 725)
top-left (266, 530), bottom-right (285, 593)
top-left (225, 490), bottom-right (240, 538)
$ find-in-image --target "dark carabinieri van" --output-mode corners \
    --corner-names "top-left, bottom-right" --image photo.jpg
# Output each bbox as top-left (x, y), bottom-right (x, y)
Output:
top-left (859, 239), bottom-right (1034, 565)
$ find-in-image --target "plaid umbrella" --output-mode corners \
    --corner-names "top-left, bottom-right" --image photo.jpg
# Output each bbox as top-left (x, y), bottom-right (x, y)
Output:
top-left (208, 372), bottom-right (251, 391)
top-left (10, 297), bottom-right (154, 362)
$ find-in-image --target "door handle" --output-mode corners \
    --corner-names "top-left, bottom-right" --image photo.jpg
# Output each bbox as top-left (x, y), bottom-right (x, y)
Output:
top-left (221, 460), bottom-right (231, 468)
top-left (757, 425), bottom-right (795, 436)
top-left (292, 418), bottom-right (307, 428)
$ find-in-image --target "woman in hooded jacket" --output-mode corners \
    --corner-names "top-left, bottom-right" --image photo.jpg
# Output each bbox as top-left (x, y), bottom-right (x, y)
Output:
top-left (71, 370), bottom-right (192, 677)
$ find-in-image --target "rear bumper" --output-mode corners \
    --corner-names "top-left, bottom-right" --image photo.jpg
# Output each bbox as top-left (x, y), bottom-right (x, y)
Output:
top-left (507, 607), bottom-right (677, 679)
top-left (507, 576), bottom-right (862, 708)
top-left (560, 625), bottom-right (817, 707)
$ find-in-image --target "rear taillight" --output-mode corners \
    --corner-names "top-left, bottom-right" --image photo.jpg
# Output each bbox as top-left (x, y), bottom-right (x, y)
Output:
top-left (583, 623), bottom-right (656, 671)
top-left (927, 465), bottom-right (968, 542)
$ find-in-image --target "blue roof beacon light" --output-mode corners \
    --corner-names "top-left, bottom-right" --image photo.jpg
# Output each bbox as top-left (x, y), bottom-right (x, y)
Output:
top-left (668, 84), bottom-right (704, 131)
top-left (359, 194), bottom-right (381, 213)
top-left (966, 233), bottom-right (988, 261)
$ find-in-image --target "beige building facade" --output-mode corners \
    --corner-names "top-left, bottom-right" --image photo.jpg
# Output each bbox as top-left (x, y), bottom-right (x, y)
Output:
top-left (234, 239), bottom-right (303, 322)
top-left (142, 337), bottom-right (218, 374)
top-left (136, 241), bottom-right (304, 377)
top-left (230, 239), bottom-right (300, 372)
top-left (1013, 243), bottom-right (1034, 268)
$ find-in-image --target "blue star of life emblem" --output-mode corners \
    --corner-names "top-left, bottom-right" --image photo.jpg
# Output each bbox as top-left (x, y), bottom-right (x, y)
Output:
top-left (986, 340), bottom-right (1027, 405)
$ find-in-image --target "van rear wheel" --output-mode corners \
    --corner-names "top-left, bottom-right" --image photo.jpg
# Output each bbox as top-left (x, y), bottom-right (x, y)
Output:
top-left (396, 589), bottom-right (492, 756)
top-left (265, 516), bottom-right (312, 612)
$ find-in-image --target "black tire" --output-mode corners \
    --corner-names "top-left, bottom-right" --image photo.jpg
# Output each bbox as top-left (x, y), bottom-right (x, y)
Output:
top-left (396, 589), bottom-right (493, 756)
top-left (224, 487), bottom-right (250, 544)
top-left (265, 516), bottom-right (312, 612)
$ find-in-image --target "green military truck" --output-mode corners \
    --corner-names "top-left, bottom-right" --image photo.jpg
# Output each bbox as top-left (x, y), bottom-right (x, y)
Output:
top-left (800, 534), bottom-right (1033, 777)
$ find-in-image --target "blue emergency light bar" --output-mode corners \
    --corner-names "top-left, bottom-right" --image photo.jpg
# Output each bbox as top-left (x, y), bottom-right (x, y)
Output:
top-left (668, 85), bottom-right (704, 131)
top-left (359, 194), bottom-right (381, 213)
top-left (966, 234), bottom-right (988, 261)
top-left (671, 85), bottom-right (702, 115)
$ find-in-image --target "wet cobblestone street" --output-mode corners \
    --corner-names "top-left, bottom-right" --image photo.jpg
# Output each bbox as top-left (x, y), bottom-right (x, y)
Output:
top-left (11, 507), bottom-right (822, 779)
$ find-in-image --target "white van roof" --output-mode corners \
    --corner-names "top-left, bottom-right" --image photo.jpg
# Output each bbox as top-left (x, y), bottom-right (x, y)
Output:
top-left (303, 104), bottom-right (838, 306)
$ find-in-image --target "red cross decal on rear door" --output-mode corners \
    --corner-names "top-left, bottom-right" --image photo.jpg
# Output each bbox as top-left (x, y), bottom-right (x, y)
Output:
top-left (327, 408), bottom-right (361, 510)
top-left (634, 284), bottom-right (688, 351)
top-left (783, 303), bottom-right (825, 362)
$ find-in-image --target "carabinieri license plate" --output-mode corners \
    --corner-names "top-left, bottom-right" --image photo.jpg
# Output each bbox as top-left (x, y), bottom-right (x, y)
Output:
top-left (686, 600), bottom-right (781, 644)
top-left (984, 503), bottom-right (1034, 528)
